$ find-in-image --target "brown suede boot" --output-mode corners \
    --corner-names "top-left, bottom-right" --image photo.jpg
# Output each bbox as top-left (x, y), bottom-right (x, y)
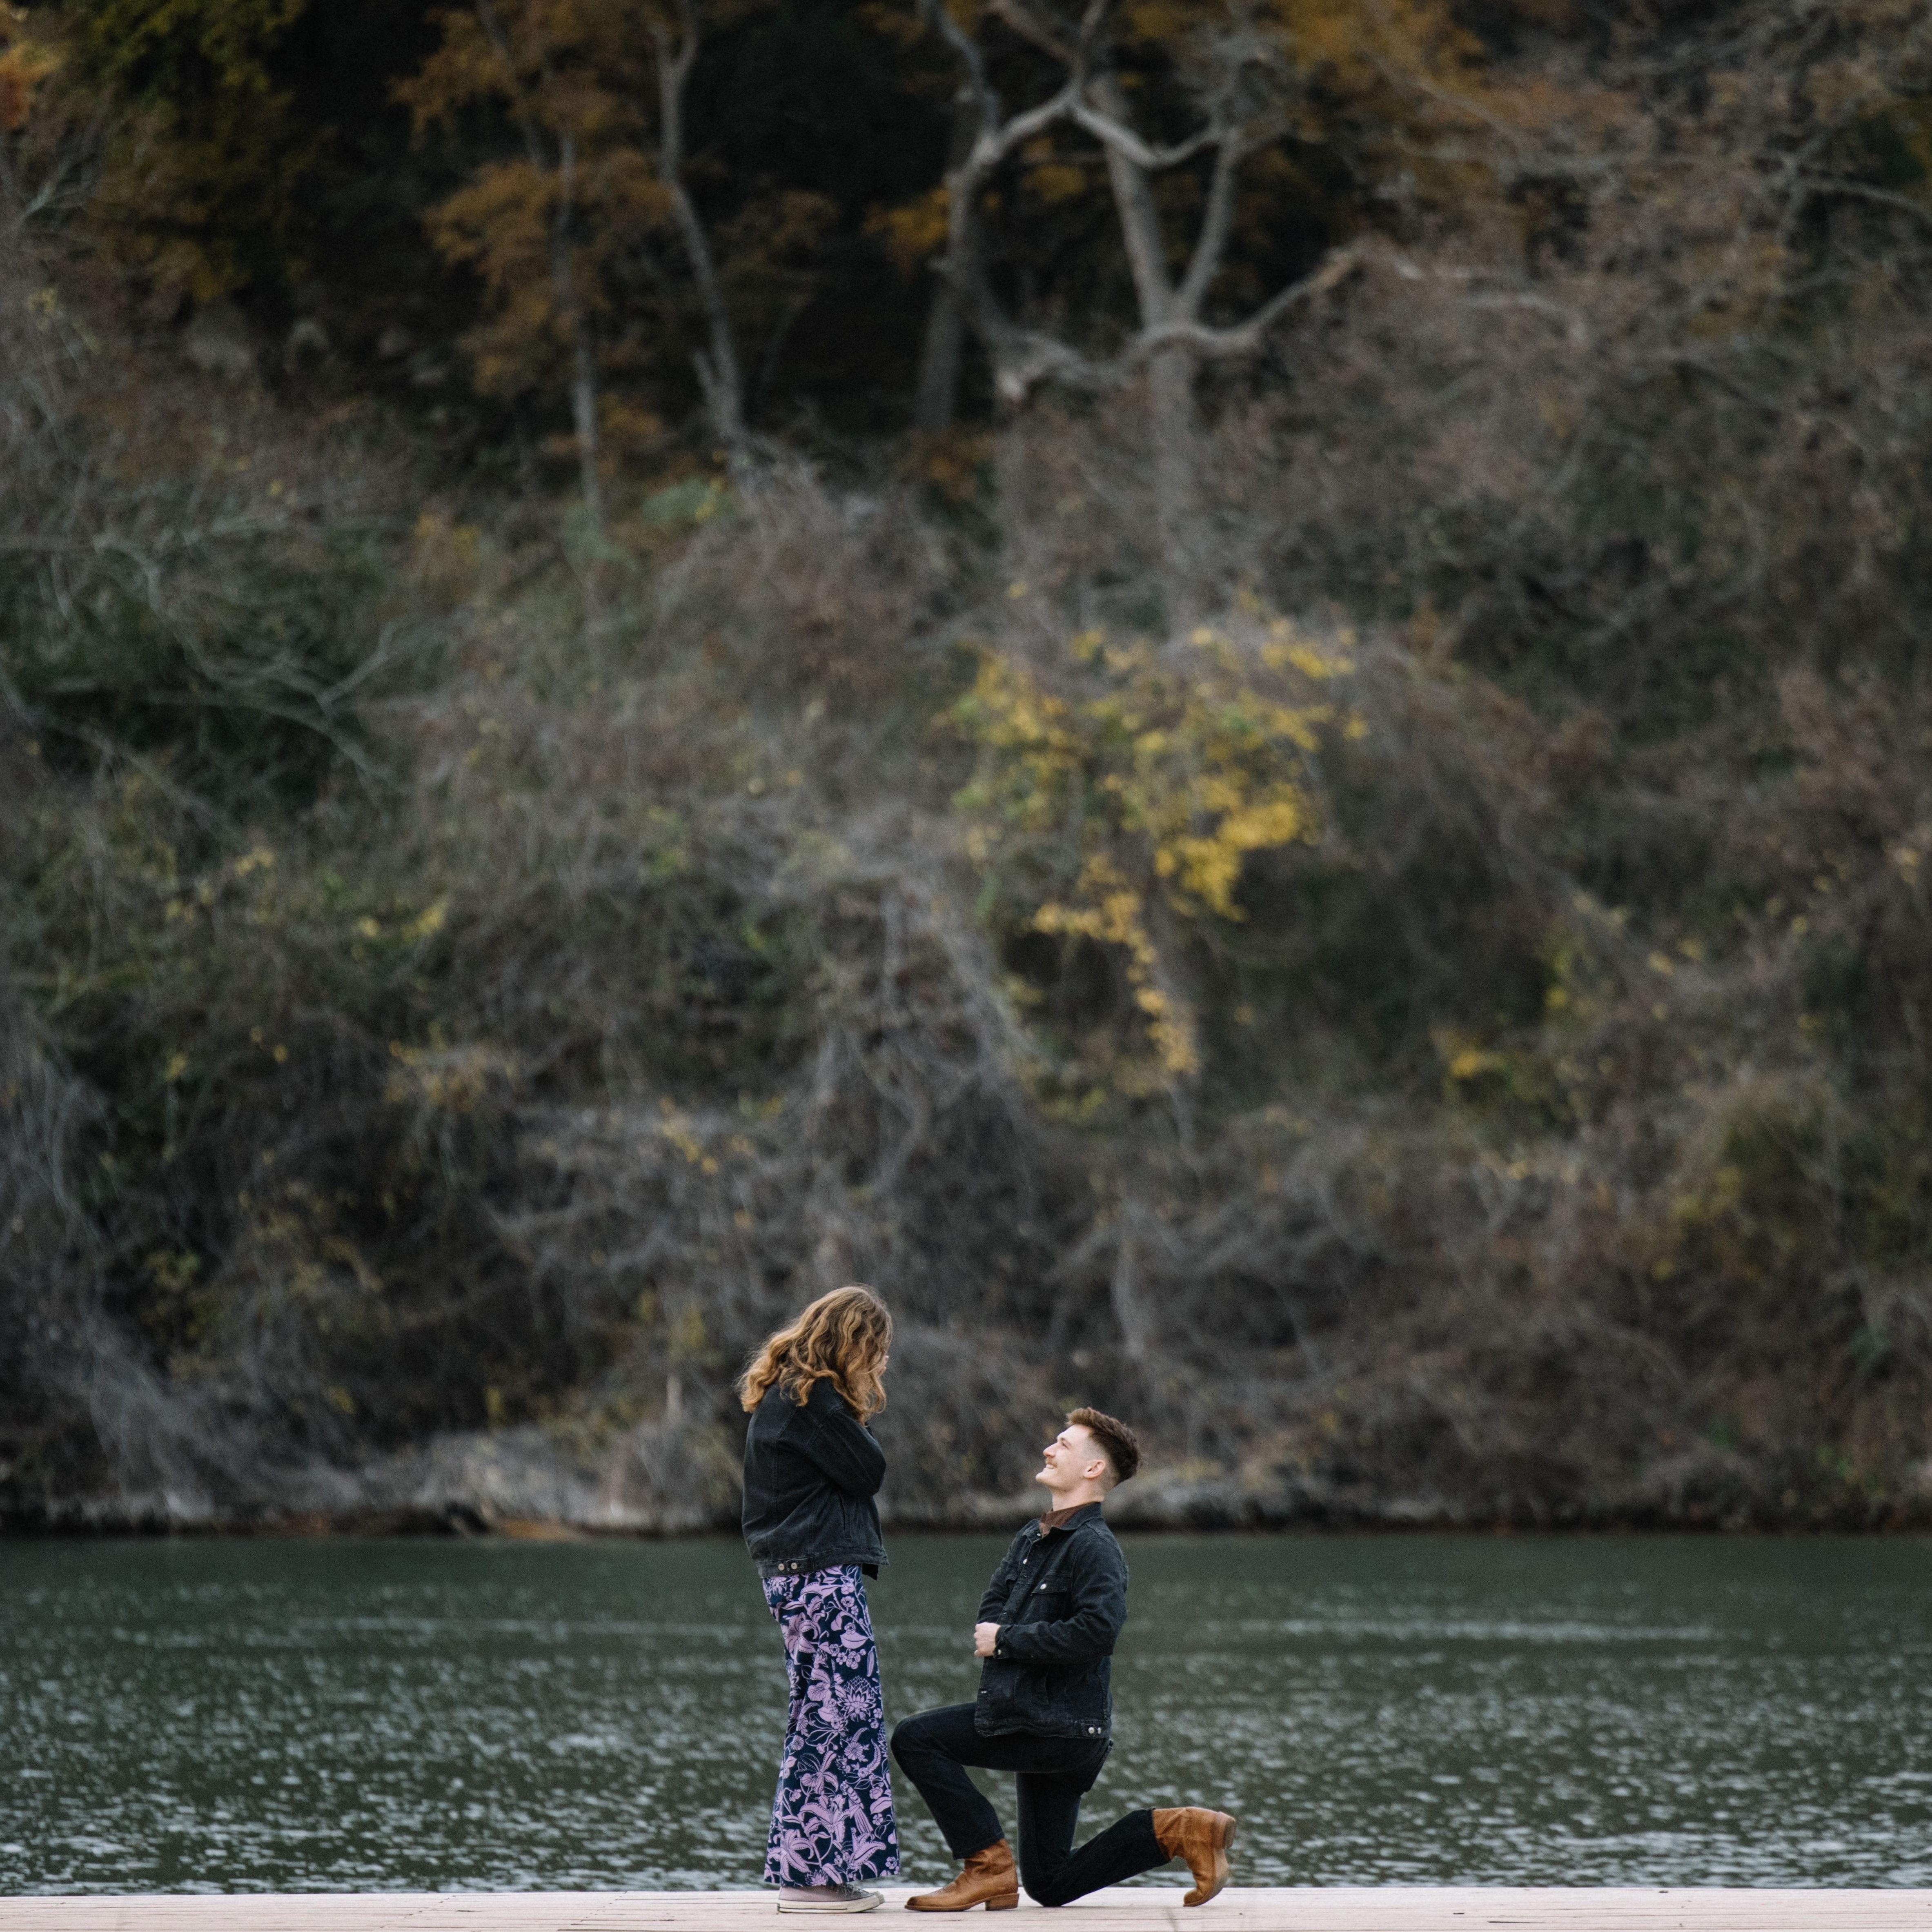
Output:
top-left (904, 1840), bottom-right (1019, 1912)
top-left (1152, 1807), bottom-right (1238, 1907)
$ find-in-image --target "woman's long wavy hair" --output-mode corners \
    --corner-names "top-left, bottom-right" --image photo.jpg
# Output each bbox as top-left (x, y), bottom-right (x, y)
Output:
top-left (737, 1286), bottom-right (893, 1419)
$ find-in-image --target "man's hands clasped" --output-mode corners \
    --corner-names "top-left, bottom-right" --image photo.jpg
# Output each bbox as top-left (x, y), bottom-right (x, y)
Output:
top-left (973, 1621), bottom-right (1001, 1658)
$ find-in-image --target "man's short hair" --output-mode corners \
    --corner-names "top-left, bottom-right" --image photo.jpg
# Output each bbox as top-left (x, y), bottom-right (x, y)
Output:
top-left (1067, 1407), bottom-right (1140, 1487)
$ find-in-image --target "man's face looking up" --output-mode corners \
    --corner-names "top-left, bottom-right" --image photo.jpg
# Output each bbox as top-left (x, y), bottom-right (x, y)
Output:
top-left (1037, 1422), bottom-right (1109, 1495)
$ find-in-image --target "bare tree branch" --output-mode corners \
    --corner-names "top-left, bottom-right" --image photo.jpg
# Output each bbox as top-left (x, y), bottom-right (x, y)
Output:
top-left (981, 242), bottom-right (1371, 401)
top-left (1176, 127), bottom-right (1247, 316)
top-left (985, 0), bottom-right (1077, 64)
top-left (1066, 98), bottom-right (1218, 171)
top-left (968, 78), bottom-right (1084, 171)
top-left (1797, 174), bottom-right (1932, 230)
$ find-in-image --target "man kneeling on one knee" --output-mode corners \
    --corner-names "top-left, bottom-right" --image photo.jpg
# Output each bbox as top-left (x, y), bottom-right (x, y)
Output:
top-left (891, 1408), bottom-right (1236, 1910)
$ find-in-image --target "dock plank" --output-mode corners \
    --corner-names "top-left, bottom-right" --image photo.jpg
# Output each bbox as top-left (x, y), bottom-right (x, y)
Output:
top-left (4, 1892), bottom-right (1932, 1932)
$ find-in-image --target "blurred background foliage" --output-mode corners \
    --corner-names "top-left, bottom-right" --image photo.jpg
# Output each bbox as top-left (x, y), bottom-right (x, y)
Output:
top-left (1, 0), bottom-right (1930, 1530)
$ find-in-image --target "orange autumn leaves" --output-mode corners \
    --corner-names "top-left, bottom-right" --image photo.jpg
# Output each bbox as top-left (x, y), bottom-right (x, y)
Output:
top-left (0, 5), bottom-right (51, 134)
top-left (396, 2), bottom-right (680, 443)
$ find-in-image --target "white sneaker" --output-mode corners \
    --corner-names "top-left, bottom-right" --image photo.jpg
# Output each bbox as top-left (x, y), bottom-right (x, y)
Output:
top-left (777, 1885), bottom-right (885, 1914)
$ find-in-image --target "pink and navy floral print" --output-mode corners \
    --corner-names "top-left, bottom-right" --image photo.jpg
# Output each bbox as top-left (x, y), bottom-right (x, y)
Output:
top-left (761, 1564), bottom-right (901, 1887)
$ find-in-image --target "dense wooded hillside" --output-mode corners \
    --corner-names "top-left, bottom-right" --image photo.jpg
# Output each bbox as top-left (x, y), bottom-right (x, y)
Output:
top-left (2, 0), bottom-right (1931, 1531)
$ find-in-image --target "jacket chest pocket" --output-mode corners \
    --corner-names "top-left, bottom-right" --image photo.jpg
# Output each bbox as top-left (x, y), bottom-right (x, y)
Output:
top-left (1023, 1585), bottom-right (1070, 1622)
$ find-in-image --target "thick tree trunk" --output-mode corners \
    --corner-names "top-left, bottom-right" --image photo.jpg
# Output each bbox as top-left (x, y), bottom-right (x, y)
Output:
top-left (913, 88), bottom-right (980, 434)
top-left (913, 275), bottom-right (966, 434)
top-left (1147, 343), bottom-right (1200, 606)
top-left (1095, 81), bottom-right (1204, 614)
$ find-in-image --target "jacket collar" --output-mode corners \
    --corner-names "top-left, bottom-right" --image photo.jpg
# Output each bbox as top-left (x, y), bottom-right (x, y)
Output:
top-left (1033, 1499), bottom-right (1105, 1538)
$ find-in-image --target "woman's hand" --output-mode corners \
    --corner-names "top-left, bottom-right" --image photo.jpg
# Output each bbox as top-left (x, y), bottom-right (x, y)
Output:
top-left (973, 1622), bottom-right (1001, 1658)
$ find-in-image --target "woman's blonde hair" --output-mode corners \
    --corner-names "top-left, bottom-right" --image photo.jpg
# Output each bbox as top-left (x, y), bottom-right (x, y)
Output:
top-left (737, 1285), bottom-right (893, 1419)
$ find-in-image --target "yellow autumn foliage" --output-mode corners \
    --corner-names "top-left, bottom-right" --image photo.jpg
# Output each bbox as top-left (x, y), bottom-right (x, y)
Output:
top-left (866, 185), bottom-right (950, 275)
top-left (955, 616), bottom-right (1362, 1094)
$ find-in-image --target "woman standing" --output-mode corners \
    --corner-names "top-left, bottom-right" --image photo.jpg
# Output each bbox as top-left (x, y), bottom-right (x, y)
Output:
top-left (741, 1285), bottom-right (899, 1913)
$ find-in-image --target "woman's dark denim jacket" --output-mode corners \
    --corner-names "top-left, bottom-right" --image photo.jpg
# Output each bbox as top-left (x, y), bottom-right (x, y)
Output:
top-left (973, 1501), bottom-right (1126, 1741)
top-left (741, 1375), bottom-right (887, 1576)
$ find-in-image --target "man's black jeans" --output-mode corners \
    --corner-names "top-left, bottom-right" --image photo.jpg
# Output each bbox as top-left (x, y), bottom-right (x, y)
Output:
top-left (890, 1704), bottom-right (1166, 1906)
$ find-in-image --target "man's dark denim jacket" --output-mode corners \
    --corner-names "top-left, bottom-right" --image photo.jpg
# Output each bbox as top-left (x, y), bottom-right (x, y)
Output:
top-left (741, 1376), bottom-right (887, 1576)
top-left (973, 1500), bottom-right (1126, 1741)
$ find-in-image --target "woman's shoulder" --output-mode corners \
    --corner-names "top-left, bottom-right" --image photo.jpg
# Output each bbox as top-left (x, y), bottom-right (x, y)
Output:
top-left (801, 1374), bottom-right (858, 1420)
top-left (748, 1382), bottom-right (799, 1431)
top-left (751, 1376), bottom-right (844, 1426)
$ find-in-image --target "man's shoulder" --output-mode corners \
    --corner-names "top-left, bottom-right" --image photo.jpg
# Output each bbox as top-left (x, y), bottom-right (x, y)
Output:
top-left (1069, 1511), bottom-right (1127, 1567)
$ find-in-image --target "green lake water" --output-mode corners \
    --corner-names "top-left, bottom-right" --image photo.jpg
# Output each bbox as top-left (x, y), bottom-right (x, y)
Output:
top-left (2, 1533), bottom-right (1930, 1893)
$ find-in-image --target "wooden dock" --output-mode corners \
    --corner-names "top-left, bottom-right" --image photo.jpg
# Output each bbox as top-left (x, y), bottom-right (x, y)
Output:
top-left (2, 1892), bottom-right (1929, 1932)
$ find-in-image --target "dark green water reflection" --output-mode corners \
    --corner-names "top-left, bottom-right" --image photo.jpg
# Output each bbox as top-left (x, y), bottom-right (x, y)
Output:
top-left (2, 1534), bottom-right (1930, 1892)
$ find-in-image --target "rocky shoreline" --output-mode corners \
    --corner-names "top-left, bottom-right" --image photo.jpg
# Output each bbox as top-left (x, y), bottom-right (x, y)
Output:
top-left (10, 1421), bottom-right (1932, 1536)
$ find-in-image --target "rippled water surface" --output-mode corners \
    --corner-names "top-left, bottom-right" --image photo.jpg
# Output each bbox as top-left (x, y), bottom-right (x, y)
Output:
top-left (3, 1534), bottom-right (1930, 1892)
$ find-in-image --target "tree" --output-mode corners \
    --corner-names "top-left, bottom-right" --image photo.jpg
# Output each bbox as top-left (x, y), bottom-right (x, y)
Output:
top-left (644, 0), bottom-right (747, 454)
top-left (904, 0), bottom-right (1580, 599)
top-left (405, 0), bottom-right (650, 532)
top-left (49, 0), bottom-right (314, 302)
top-left (953, 613), bottom-right (1363, 1107)
top-left (400, 0), bottom-right (755, 530)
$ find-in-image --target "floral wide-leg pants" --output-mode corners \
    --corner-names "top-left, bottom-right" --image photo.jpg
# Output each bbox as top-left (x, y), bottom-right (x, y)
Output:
top-left (761, 1564), bottom-right (900, 1888)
